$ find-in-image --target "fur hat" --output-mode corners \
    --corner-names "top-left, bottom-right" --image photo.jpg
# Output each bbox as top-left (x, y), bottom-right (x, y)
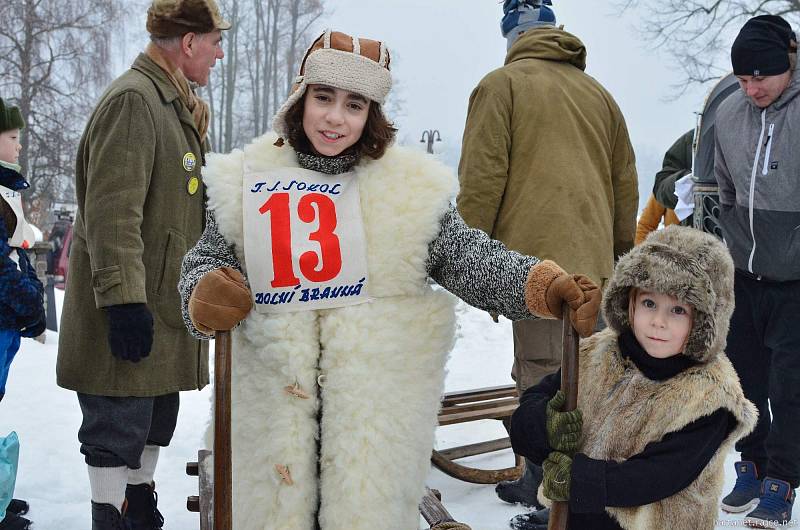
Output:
top-left (602, 226), bottom-right (735, 363)
top-left (146, 0), bottom-right (231, 38)
top-left (0, 98), bottom-right (25, 133)
top-left (272, 29), bottom-right (392, 138)
top-left (501, 0), bottom-right (557, 50)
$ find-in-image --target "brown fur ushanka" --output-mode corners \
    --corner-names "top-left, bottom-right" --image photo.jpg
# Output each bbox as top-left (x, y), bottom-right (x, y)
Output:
top-left (603, 225), bottom-right (736, 363)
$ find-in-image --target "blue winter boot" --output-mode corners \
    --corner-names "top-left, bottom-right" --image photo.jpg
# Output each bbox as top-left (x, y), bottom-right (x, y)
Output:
top-left (744, 478), bottom-right (795, 528)
top-left (722, 461), bottom-right (762, 513)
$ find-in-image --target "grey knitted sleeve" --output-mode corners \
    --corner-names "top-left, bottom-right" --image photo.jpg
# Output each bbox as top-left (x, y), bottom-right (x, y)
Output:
top-left (426, 205), bottom-right (539, 321)
top-left (179, 210), bottom-right (243, 339)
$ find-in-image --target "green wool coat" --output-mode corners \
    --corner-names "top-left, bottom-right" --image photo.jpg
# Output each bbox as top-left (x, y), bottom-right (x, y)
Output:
top-left (457, 27), bottom-right (638, 288)
top-left (57, 54), bottom-right (209, 397)
top-left (653, 129), bottom-right (694, 210)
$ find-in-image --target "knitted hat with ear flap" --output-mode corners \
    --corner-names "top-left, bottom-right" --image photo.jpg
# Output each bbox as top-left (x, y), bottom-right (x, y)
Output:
top-left (0, 98), bottom-right (25, 134)
top-left (272, 29), bottom-right (392, 138)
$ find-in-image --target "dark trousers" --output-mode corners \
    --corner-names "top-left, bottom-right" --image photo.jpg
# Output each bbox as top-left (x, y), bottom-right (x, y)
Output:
top-left (77, 392), bottom-right (180, 469)
top-left (727, 271), bottom-right (800, 487)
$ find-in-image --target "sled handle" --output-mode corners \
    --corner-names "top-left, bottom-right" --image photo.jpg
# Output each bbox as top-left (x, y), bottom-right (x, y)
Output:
top-left (548, 304), bottom-right (580, 530)
top-left (214, 331), bottom-right (233, 530)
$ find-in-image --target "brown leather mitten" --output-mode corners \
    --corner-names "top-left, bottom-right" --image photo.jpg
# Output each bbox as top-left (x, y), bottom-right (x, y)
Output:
top-left (571, 275), bottom-right (601, 338)
top-left (188, 267), bottom-right (252, 335)
top-left (525, 260), bottom-right (601, 338)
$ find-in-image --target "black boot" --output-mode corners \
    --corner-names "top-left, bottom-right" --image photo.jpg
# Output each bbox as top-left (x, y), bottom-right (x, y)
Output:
top-left (124, 483), bottom-right (164, 530)
top-left (509, 508), bottom-right (550, 530)
top-left (496, 458), bottom-right (544, 508)
top-left (91, 501), bottom-right (129, 530)
top-left (6, 500), bottom-right (28, 516)
top-left (509, 508), bottom-right (549, 530)
top-left (0, 512), bottom-right (32, 530)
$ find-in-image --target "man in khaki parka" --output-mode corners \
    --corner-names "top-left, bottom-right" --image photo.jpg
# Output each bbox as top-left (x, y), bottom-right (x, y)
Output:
top-left (56, 2), bottom-right (228, 528)
top-left (456, 1), bottom-right (638, 524)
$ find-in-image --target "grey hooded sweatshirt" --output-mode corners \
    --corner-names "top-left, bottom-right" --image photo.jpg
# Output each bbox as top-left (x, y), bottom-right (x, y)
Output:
top-left (715, 66), bottom-right (800, 281)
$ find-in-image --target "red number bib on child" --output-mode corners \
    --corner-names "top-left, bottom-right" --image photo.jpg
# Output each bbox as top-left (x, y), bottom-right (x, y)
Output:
top-left (243, 167), bottom-right (371, 313)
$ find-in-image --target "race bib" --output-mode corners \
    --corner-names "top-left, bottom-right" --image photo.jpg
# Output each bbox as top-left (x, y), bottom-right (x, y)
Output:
top-left (0, 185), bottom-right (35, 250)
top-left (243, 167), bottom-right (371, 313)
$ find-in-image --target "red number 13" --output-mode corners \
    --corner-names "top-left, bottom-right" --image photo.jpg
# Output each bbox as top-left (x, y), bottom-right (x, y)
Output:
top-left (259, 192), bottom-right (343, 288)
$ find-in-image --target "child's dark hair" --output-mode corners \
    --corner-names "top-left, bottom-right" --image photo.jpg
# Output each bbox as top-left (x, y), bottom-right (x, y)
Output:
top-left (283, 95), bottom-right (397, 160)
top-left (0, 201), bottom-right (16, 237)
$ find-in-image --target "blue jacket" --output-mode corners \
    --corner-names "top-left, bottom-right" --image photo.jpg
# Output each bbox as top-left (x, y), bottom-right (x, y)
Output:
top-left (0, 163), bottom-right (44, 335)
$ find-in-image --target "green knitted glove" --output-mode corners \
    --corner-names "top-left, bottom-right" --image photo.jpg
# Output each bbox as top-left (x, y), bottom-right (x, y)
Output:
top-left (546, 390), bottom-right (583, 454)
top-left (543, 451), bottom-right (573, 502)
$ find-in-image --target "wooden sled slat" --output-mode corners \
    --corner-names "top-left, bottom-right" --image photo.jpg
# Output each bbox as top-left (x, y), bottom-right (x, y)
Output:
top-left (441, 384), bottom-right (518, 406)
top-left (439, 401), bottom-right (518, 425)
top-left (436, 437), bottom-right (511, 461)
top-left (432, 385), bottom-right (523, 484)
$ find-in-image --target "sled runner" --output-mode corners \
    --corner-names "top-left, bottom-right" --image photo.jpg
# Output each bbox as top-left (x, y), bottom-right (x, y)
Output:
top-left (431, 384), bottom-right (524, 484)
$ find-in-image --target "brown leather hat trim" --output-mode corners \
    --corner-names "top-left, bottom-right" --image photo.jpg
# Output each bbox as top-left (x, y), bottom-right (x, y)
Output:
top-left (299, 30), bottom-right (389, 77)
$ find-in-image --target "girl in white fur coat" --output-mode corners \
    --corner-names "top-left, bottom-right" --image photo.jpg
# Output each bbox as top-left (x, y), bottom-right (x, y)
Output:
top-left (178, 29), bottom-right (600, 530)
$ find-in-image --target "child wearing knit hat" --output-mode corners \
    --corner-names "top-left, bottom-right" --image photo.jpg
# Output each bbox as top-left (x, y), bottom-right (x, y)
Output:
top-left (0, 98), bottom-right (44, 530)
top-left (178, 29), bottom-right (604, 530)
top-left (509, 226), bottom-right (758, 530)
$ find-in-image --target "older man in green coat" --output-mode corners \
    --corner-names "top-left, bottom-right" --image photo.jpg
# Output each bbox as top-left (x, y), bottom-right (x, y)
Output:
top-left (56, 1), bottom-right (229, 529)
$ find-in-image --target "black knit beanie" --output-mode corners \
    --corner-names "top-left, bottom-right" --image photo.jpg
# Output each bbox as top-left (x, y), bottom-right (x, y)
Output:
top-left (731, 15), bottom-right (796, 76)
top-left (0, 98), bottom-right (25, 133)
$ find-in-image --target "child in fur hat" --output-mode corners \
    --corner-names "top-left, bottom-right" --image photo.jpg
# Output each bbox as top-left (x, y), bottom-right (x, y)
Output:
top-left (509, 226), bottom-right (758, 530)
top-left (178, 29), bottom-right (602, 530)
top-left (0, 98), bottom-right (44, 530)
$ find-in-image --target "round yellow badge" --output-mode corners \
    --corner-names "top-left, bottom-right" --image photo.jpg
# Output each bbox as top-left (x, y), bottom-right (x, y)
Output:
top-left (187, 176), bottom-right (200, 195)
top-left (182, 152), bottom-right (197, 172)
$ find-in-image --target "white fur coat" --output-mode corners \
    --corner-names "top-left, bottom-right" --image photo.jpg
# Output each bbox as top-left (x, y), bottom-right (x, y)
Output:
top-left (202, 134), bottom-right (458, 530)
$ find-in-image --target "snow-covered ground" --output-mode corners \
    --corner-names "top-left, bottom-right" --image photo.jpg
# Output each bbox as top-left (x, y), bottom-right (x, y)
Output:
top-left (5, 290), bottom-right (751, 529)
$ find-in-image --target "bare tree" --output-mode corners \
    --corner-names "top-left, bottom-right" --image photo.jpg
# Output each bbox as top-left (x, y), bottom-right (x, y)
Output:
top-left (617, 1), bottom-right (800, 91)
top-left (0, 0), bottom-right (123, 225)
top-left (205, 0), bottom-right (324, 152)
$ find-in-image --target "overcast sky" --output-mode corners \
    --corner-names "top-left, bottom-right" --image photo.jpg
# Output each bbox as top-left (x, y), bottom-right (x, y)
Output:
top-left (322, 1), bottom-right (718, 208)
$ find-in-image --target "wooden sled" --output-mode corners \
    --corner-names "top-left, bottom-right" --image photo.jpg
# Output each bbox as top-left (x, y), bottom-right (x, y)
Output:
top-left (431, 385), bottom-right (524, 484)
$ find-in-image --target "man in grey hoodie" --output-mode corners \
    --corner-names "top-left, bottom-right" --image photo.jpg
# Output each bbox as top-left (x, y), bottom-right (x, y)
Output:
top-left (715, 14), bottom-right (800, 527)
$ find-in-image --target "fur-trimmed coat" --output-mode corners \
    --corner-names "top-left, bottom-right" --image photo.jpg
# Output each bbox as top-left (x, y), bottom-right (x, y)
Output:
top-left (574, 328), bottom-right (755, 529)
top-left (513, 226), bottom-right (758, 530)
top-left (179, 133), bottom-right (541, 530)
top-left (587, 227), bottom-right (756, 529)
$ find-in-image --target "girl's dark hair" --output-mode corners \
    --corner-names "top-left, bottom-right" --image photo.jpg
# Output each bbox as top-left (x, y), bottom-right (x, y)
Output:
top-left (283, 94), bottom-right (397, 160)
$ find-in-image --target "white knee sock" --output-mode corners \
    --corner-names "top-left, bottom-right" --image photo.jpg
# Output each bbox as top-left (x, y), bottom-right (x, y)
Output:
top-left (87, 465), bottom-right (127, 512)
top-left (127, 445), bottom-right (160, 486)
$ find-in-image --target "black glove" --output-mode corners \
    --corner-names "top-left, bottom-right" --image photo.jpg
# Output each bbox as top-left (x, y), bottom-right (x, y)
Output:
top-left (20, 309), bottom-right (46, 338)
top-left (106, 303), bottom-right (153, 363)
